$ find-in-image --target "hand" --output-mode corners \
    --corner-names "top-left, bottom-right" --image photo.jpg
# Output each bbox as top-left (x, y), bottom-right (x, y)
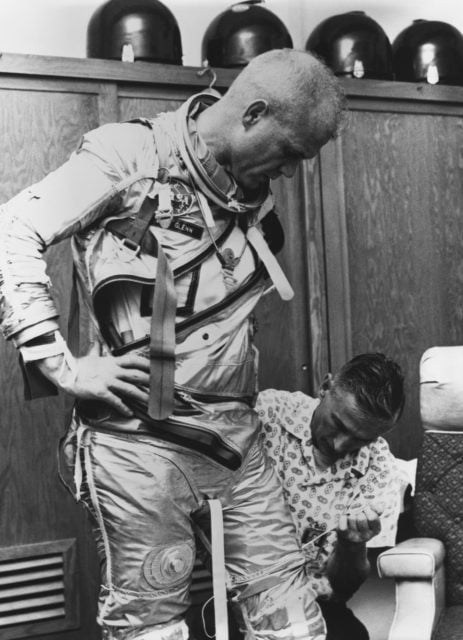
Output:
top-left (39, 353), bottom-right (150, 417)
top-left (337, 505), bottom-right (382, 545)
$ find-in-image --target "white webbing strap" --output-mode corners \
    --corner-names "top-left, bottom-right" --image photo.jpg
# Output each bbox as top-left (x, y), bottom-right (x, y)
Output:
top-left (195, 187), bottom-right (216, 229)
top-left (246, 226), bottom-right (294, 301)
top-left (208, 499), bottom-right (229, 640)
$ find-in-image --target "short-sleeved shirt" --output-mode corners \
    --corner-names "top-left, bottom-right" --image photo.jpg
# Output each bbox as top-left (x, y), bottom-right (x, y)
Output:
top-left (256, 389), bottom-right (403, 599)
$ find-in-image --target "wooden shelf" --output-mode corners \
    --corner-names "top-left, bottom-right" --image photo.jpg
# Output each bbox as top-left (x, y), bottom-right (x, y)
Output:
top-left (0, 51), bottom-right (238, 89)
top-left (1, 52), bottom-right (463, 104)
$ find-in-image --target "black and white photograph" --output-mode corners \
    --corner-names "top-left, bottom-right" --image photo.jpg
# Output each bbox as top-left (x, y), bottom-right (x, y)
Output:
top-left (0, 1), bottom-right (462, 639)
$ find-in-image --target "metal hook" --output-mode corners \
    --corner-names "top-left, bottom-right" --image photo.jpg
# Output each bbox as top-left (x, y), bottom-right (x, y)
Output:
top-left (197, 65), bottom-right (218, 90)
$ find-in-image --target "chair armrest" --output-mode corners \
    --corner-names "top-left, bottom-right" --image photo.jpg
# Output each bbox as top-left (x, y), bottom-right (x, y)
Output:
top-left (377, 538), bottom-right (445, 579)
top-left (377, 539), bottom-right (445, 640)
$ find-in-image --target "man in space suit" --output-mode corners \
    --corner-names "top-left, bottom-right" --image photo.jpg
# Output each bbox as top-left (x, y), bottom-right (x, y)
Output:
top-left (0, 49), bottom-right (345, 640)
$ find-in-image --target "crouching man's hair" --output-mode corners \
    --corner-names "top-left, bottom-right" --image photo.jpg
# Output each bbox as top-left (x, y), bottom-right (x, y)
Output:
top-left (334, 353), bottom-right (405, 422)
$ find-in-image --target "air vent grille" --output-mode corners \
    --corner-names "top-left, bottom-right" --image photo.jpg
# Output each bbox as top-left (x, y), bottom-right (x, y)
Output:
top-left (0, 553), bottom-right (65, 627)
top-left (0, 539), bottom-right (79, 639)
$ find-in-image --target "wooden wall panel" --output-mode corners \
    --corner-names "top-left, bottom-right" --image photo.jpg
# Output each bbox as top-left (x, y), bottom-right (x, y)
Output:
top-left (339, 109), bottom-right (463, 459)
top-left (117, 83), bottom-right (207, 123)
top-left (118, 96), bottom-right (188, 121)
top-left (254, 158), bottom-right (326, 395)
top-left (0, 86), bottom-right (99, 539)
top-left (299, 157), bottom-right (330, 391)
top-left (0, 87), bottom-right (99, 198)
top-left (254, 168), bottom-right (311, 394)
top-left (0, 84), bottom-right (102, 640)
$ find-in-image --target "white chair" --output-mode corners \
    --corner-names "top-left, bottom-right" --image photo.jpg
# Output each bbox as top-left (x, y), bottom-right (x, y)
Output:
top-left (377, 346), bottom-right (463, 640)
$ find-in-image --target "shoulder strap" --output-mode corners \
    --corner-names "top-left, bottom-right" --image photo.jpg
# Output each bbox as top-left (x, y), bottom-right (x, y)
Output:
top-left (246, 226), bottom-right (294, 301)
top-left (148, 235), bottom-right (177, 421)
top-left (104, 118), bottom-right (173, 253)
top-left (105, 197), bottom-right (158, 254)
top-left (106, 197), bottom-right (178, 421)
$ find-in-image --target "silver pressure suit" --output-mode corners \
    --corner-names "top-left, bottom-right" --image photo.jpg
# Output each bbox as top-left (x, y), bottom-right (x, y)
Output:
top-left (0, 94), bottom-right (326, 640)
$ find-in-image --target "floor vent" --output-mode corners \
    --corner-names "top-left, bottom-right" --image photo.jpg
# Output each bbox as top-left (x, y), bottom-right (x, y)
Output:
top-left (0, 539), bottom-right (79, 639)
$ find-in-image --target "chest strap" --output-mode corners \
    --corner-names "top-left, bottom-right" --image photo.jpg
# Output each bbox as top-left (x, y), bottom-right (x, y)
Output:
top-left (246, 225), bottom-right (294, 301)
top-left (106, 196), bottom-right (177, 420)
top-left (104, 118), bottom-right (172, 254)
top-left (148, 239), bottom-right (177, 420)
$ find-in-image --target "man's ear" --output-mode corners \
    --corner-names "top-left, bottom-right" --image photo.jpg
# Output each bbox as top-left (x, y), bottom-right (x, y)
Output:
top-left (319, 373), bottom-right (333, 398)
top-left (242, 100), bottom-right (269, 128)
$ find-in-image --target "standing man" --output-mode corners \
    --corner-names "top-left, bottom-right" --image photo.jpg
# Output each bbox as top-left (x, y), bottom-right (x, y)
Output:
top-left (0, 49), bottom-right (345, 640)
top-left (257, 353), bottom-right (406, 640)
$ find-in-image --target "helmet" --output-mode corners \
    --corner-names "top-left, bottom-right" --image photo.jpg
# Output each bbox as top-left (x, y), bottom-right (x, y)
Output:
top-left (305, 11), bottom-right (393, 80)
top-left (201, 0), bottom-right (293, 68)
top-left (87, 0), bottom-right (183, 64)
top-left (392, 20), bottom-right (463, 85)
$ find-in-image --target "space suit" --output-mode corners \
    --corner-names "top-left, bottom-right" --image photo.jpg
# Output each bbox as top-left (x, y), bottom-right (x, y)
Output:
top-left (0, 93), bottom-right (326, 640)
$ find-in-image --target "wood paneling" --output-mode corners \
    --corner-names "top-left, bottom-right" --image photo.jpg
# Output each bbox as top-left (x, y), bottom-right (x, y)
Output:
top-left (325, 108), bottom-right (463, 459)
top-left (254, 157), bottom-right (328, 396)
top-left (118, 96), bottom-right (187, 122)
top-left (0, 80), bottom-right (103, 640)
top-left (0, 84), bottom-right (99, 538)
top-left (254, 167), bottom-right (312, 394)
top-left (0, 86), bottom-right (99, 195)
top-left (319, 138), bottom-right (352, 374)
top-left (0, 53), bottom-right (239, 92)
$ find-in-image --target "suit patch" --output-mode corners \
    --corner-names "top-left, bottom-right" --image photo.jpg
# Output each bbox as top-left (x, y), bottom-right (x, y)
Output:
top-left (168, 218), bottom-right (204, 239)
top-left (153, 216), bottom-right (203, 239)
top-left (152, 179), bottom-right (203, 238)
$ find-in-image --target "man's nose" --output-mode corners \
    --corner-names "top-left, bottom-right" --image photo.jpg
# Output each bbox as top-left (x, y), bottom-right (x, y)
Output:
top-left (280, 159), bottom-right (298, 178)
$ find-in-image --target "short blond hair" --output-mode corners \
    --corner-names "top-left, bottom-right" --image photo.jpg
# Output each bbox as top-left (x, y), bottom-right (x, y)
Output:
top-left (226, 48), bottom-right (346, 138)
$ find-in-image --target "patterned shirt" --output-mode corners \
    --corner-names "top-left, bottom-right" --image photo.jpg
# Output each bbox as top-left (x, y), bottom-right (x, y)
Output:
top-left (256, 389), bottom-right (403, 599)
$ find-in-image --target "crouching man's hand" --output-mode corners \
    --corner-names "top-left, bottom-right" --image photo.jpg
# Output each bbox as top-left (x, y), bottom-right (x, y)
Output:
top-left (327, 505), bottom-right (382, 600)
top-left (337, 504), bottom-right (382, 544)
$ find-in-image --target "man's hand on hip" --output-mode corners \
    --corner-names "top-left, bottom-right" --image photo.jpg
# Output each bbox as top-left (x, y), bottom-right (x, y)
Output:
top-left (37, 353), bottom-right (150, 417)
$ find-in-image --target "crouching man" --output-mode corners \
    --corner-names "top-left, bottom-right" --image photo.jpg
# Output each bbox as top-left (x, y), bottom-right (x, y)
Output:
top-left (257, 353), bottom-right (406, 640)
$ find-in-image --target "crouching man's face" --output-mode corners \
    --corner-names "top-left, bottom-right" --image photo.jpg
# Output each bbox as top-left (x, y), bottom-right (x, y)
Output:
top-left (310, 376), bottom-right (395, 467)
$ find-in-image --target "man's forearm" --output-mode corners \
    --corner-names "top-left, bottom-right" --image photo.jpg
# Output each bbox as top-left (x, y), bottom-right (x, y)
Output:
top-left (17, 332), bottom-right (78, 399)
top-left (326, 537), bottom-right (370, 601)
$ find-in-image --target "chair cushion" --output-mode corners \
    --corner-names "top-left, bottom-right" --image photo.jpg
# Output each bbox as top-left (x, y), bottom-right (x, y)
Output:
top-left (420, 346), bottom-right (463, 430)
top-left (434, 605), bottom-right (463, 640)
top-left (377, 538), bottom-right (445, 578)
top-left (414, 431), bottom-right (463, 605)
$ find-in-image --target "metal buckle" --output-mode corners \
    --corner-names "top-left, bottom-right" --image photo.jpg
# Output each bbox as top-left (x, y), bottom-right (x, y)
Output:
top-left (121, 237), bottom-right (141, 256)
